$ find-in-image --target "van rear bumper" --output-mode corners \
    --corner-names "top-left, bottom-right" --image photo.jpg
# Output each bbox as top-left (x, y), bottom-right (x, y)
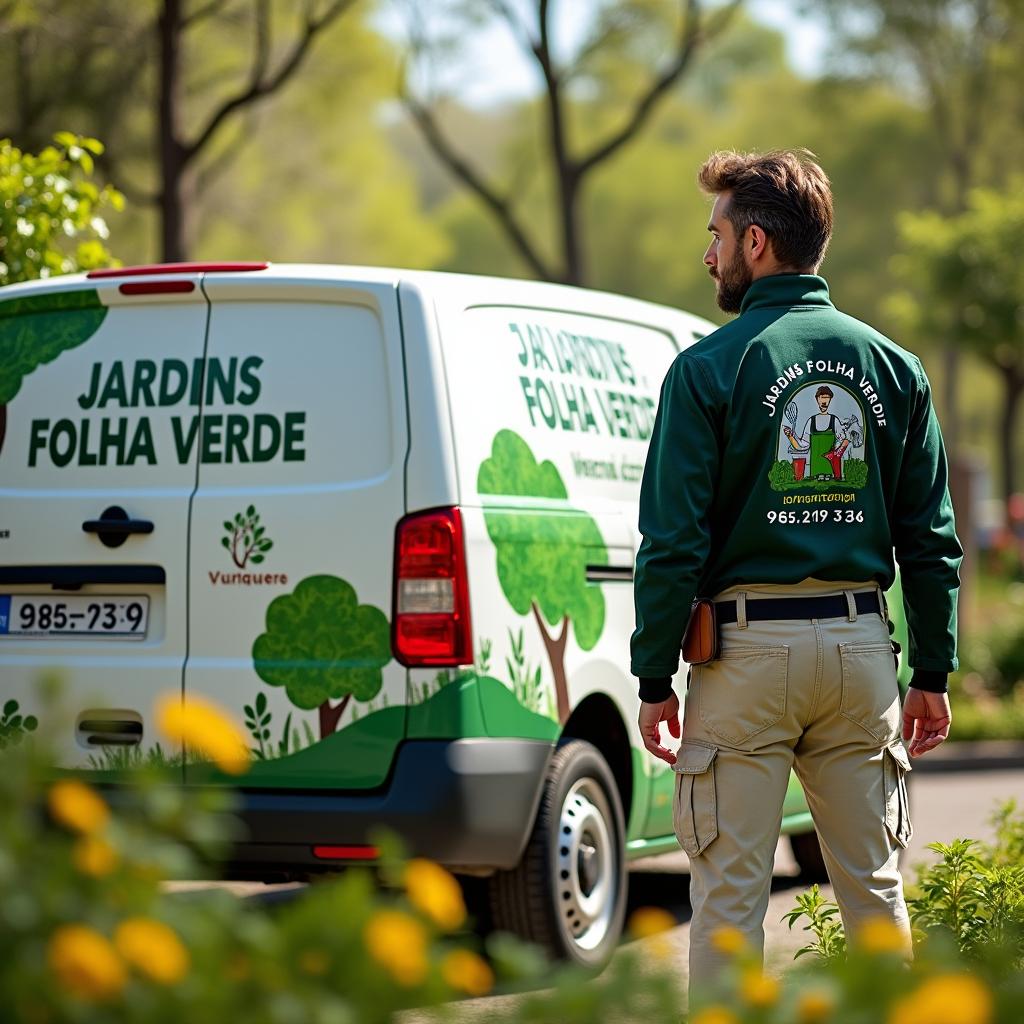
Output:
top-left (224, 737), bottom-right (554, 877)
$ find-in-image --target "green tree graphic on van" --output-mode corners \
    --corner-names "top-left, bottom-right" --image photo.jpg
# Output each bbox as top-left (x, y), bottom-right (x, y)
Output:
top-left (0, 290), bottom-right (107, 456)
top-left (222, 505), bottom-right (273, 568)
top-left (252, 575), bottom-right (391, 738)
top-left (478, 430), bottom-right (606, 725)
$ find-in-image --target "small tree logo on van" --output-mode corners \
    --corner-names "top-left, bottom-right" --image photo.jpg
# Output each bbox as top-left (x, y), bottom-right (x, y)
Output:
top-left (222, 506), bottom-right (273, 568)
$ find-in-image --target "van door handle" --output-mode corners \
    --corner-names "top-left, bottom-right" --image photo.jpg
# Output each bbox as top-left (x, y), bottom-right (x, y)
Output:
top-left (82, 506), bottom-right (154, 548)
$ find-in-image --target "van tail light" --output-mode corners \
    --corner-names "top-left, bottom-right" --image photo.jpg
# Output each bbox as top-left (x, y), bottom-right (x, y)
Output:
top-left (392, 507), bottom-right (473, 667)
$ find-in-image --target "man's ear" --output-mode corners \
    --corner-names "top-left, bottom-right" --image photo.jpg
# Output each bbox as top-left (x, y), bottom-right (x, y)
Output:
top-left (749, 224), bottom-right (770, 262)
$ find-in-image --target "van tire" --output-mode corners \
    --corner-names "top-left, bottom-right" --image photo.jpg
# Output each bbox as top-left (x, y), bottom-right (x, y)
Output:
top-left (789, 830), bottom-right (829, 882)
top-left (487, 738), bottom-right (627, 970)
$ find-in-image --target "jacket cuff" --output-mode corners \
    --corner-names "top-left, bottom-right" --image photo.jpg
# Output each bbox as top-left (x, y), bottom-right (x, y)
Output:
top-left (638, 677), bottom-right (674, 703)
top-left (910, 669), bottom-right (948, 694)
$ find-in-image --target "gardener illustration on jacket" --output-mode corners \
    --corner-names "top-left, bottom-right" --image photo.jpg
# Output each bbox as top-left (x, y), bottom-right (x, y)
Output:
top-left (783, 385), bottom-right (862, 481)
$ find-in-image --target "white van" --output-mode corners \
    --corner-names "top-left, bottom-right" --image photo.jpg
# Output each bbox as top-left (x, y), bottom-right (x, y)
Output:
top-left (0, 262), bottom-right (850, 966)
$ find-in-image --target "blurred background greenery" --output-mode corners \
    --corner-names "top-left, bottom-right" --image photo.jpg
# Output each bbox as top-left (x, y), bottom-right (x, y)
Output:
top-left (2, 0), bottom-right (1022, 734)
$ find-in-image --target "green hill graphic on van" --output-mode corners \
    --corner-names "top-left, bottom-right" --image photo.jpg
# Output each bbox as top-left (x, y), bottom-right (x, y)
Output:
top-left (477, 429), bottom-right (606, 725)
top-left (251, 575), bottom-right (391, 739)
top-left (0, 289), bottom-right (107, 456)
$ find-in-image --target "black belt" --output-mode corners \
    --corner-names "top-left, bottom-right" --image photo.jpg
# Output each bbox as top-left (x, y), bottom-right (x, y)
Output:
top-left (716, 591), bottom-right (882, 625)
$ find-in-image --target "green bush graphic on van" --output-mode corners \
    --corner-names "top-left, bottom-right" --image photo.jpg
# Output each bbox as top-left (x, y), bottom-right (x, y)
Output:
top-left (222, 505), bottom-right (273, 568)
top-left (478, 429), bottom-right (606, 725)
top-left (252, 575), bottom-right (391, 739)
top-left (0, 289), bottom-right (107, 456)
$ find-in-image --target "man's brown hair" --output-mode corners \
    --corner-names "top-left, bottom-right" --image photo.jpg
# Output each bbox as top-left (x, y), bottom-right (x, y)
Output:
top-left (698, 149), bottom-right (833, 270)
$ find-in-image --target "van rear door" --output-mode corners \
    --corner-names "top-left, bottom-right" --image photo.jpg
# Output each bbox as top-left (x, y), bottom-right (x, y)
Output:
top-left (185, 272), bottom-right (409, 788)
top-left (0, 275), bottom-right (209, 769)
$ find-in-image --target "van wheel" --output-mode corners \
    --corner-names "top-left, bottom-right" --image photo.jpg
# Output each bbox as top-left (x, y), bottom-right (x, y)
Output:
top-left (487, 739), bottom-right (627, 970)
top-left (789, 830), bottom-right (829, 882)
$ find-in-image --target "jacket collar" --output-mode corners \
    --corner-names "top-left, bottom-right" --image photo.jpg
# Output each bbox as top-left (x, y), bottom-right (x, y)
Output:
top-left (739, 273), bottom-right (832, 314)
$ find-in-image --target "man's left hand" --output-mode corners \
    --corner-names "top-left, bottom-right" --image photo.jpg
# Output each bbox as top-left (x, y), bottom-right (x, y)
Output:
top-left (638, 693), bottom-right (681, 765)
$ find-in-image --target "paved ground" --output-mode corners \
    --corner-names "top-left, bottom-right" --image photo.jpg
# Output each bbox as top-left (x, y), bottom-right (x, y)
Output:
top-left (166, 766), bottom-right (1024, 1022)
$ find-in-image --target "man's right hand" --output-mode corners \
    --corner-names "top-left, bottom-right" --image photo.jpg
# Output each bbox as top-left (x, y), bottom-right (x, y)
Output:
top-left (901, 687), bottom-right (952, 757)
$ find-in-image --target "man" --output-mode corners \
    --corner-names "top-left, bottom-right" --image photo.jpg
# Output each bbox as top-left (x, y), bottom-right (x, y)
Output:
top-left (785, 385), bottom-right (847, 480)
top-left (630, 149), bottom-right (961, 1004)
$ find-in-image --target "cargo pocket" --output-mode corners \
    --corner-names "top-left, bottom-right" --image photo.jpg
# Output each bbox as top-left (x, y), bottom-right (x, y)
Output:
top-left (883, 740), bottom-right (913, 849)
top-left (671, 740), bottom-right (719, 857)
top-left (696, 645), bottom-right (788, 746)
top-left (839, 641), bottom-right (902, 744)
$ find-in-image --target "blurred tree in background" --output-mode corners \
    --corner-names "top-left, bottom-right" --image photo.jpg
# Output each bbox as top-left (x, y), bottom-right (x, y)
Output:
top-left (892, 185), bottom-right (1024, 504)
top-left (401, 0), bottom-right (741, 286)
top-left (0, 133), bottom-right (123, 285)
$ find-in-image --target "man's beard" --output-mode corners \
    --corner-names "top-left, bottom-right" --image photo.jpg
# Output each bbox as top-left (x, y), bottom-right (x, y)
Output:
top-left (712, 249), bottom-right (753, 314)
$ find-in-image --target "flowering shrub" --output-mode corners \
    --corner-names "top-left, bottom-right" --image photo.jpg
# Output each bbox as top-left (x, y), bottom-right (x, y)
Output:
top-left (4, 690), bottom-right (1024, 1022)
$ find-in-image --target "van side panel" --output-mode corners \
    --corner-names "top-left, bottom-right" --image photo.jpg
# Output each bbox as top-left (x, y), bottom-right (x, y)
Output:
top-left (0, 283), bottom-right (209, 769)
top-left (434, 293), bottom-right (696, 842)
top-left (185, 278), bottom-right (409, 788)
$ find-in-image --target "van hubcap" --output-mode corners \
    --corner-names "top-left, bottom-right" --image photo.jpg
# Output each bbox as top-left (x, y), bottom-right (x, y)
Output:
top-left (556, 778), bottom-right (616, 951)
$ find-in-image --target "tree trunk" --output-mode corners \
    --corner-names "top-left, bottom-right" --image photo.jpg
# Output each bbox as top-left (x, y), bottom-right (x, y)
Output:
top-left (558, 172), bottom-right (584, 286)
top-left (158, 0), bottom-right (189, 262)
top-left (998, 365), bottom-right (1024, 507)
top-left (531, 603), bottom-right (570, 724)
top-left (318, 694), bottom-right (351, 738)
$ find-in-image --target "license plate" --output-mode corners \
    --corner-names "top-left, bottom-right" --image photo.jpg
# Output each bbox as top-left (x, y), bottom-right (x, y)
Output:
top-left (0, 595), bottom-right (149, 638)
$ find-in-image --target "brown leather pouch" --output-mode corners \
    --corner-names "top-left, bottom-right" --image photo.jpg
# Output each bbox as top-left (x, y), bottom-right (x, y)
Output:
top-left (682, 598), bottom-right (719, 665)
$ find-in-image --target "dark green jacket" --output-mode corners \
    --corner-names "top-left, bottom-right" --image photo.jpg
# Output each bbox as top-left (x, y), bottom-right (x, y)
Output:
top-left (631, 273), bottom-right (962, 701)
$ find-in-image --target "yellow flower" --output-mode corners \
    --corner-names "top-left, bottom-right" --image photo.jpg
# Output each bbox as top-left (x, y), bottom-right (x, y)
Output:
top-left (298, 949), bottom-right (330, 976)
top-left (440, 949), bottom-right (494, 996)
top-left (155, 693), bottom-right (250, 774)
top-left (364, 910), bottom-right (428, 987)
top-left (797, 986), bottom-right (836, 1023)
top-left (48, 780), bottom-right (109, 835)
top-left (72, 835), bottom-right (119, 877)
top-left (739, 966), bottom-right (781, 1008)
top-left (113, 917), bottom-right (190, 985)
top-left (690, 1007), bottom-right (740, 1024)
top-left (48, 924), bottom-right (126, 1001)
top-left (710, 924), bottom-right (748, 956)
top-left (887, 973), bottom-right (993, 1024)
top-left (403, 858), bottom-right (466, 931)
top-left (628, 906), bottom-right (677, 939)
top-left (856, 915), bottom-right (909, 955)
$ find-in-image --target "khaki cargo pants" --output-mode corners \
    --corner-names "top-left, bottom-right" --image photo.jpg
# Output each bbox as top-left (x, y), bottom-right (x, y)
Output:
top-left (673, 579), bottom-right (914, 999)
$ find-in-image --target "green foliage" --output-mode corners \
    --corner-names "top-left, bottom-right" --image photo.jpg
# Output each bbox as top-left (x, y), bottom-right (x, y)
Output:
top-left (768, 459), bottom-right (797, 491)
top-left (0, 699), bottom-right (38, 749)
top-left (84, 743), bottom-right (181, 772)
top-left (475, 636), bottom-right (492, 676)
top-left (0, 133), bottom-right (123, 285)
top-left (222, 506), bottom-right (273, 569)
top-left (890, 184), bottom-right (1024, 368)
top-left (843, 459), bottom-right (869, 488)
top-left (781, 884), bottom-right (847, 962)
top-left (0, 288), bottom-right (107, 407)
top-left (909, 837), bottom-right (1024, 960)
top-left (477, 430), bottom-right (606, 648)
top-left (252, 575), bottom-right (390, 711)
top-left (505, 627), bottom-right (546, 716)
top-left (243, 691), bottom-right (311, 760)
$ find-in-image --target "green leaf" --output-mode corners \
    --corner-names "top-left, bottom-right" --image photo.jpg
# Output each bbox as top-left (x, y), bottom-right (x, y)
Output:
top-left (243, 704), bottom-right (255, 719)
top-left (256, 692), bottom-right (267, 714)
top-left (223, 521), bottom-right (234, 532)
top-left (3, 700), bottom-right (16, 717)
top-left (24, 716), bottom-right (37, 732)
top-left (259, 540), bottom-right (273, 552)
top-left (250, 554), bottom-right (265, 564)
top-left (247, 505), bottom-right (256, 518)
top-left (53, 131), bottom-right (78, 148)
top-left (221, 537), bottom-right (231, 550)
